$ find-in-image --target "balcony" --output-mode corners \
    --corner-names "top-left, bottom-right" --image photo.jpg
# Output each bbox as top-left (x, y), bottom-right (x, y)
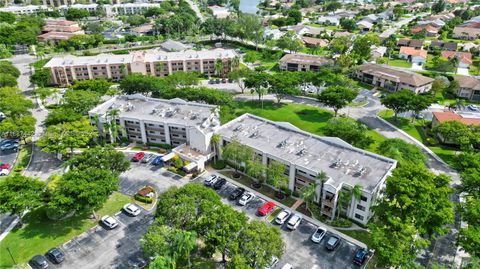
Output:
top-left (322, 206), bottom-right (333, 217)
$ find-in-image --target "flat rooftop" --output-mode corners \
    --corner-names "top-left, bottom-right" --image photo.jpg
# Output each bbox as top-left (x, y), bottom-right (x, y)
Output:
top-left (44, 48), bottom-right (237, 67)
top-left (218, 114), bottom-right (396, 192)
top-left (89, 95), bottom-right (220, 133)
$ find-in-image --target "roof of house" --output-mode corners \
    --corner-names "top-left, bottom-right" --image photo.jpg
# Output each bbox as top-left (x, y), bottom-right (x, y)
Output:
top-left (432, 111), bottom-right (480, 126)
top-left (358, 63), bottom-right (434, 86)
top-left (463, 42), bottom-right (479, 51)
top-left (279, 54), bottom-right (332, 66)
top-left (397, 38), bottom-right (423, 48)
top-left (399, 46), bottom-right (428, 58)
top-left (454, 76), bottom-right (480, 90)
top-left (357, 20), bottom-right (373, 29)
top-left (333, 31), bottom-right (353, 37)
top-left (159, 39), bottom-right (189, 52)
top-left (43, 25), bottom-right (83, 33)
top-left (411, 24), bottom-right (439, 34)
top-left (302, 37), bottom-right (329, 47)
top-left (37, 32), bottom-right (77, 41)
top-left (441, 51), bottom-right (473, 65)
top-left (45, 19), bottom-right (77, 26)
top-left (453, 26), bottom-right (480, 37)
top-left (217, 113), bottom-right (397, 192)
top-left (131, 24), bottom-right (154, 34)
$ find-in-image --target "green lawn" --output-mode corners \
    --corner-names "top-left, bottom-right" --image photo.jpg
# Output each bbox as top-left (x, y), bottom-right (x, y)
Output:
top-left (0, 192), bottom-right (132, 267)
top-left (384, 58), bottom-right (412, 68)
top-left (229, 101), bottom-right (385, 152)
top-left (378, 109), bottom-right (458, 166)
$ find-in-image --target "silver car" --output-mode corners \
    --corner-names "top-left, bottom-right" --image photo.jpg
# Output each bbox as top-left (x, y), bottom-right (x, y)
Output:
top-left (141, 154), bottom-right (155, 163)
top-left (275, 209), bottom-right (291, 225)
top-left (311, 226), bottom-right (327, 243)
top-left (101, 215), bottom-right (119, 229)
top-left (286, 214), bottom-right (302, 230)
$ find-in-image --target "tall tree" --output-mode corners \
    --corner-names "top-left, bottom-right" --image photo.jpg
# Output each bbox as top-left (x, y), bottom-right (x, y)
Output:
top-left (222, 139), bottom-right (253, 174)
top-left (317, 86), bottom-right (358, 116)
top-left (0, 87), bottom-right (34, 117)
top-left (324, 117), bottom-right (374, 149)
top-left (380, 89), bottom-right (415, 119)
top-left (267, 72), bottom-right (300, 103)
top-left (276, 31), bottom-right (304, 53)
top-left (267, 160), bottom-right (289, 196)
top-left (63, 90), bottom-right (101, 115)
top-left (67, 146), bottom-right (130, 175)
top-left (377, 138), bottom-right (427, 166)
top-left (408, 94), bottom-right (433, 123)
top-left (0, 174), bottom-right (46, 217)
top-left (244, 72), bottom-right (269, 108)
top-left (0, 115), bottom-right (36, 143)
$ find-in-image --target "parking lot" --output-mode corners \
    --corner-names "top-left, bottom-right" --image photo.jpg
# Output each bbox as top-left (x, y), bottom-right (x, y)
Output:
top-left (0, 140), bottom-right (19, 177)
top-left (45, 211), bottom-right (154, 269)
top-left (195, 172), bottom-right (364, 269)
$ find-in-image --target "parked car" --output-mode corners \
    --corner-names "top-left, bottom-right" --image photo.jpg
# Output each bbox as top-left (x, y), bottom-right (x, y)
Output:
top-left (0, 163), bottom-right (11, 169)
top-left (141, 154), bottom-right (155, 163)
top-left (213, 177), bottom-right (227, 190)
top-left (0, 141), bottom-right (19, 151)
top-left (280, 264), bottom-right (293, 269)
top-left (30, 255), bottom-right (49, 269)
top-left (151, 156), bottom-right (163, 166)
top-left (238, 192), bottom-right (255, 206)
top-left (0, 169), bottom-right (8, 176)
top-left (0, 112), bottom-right (5, 121)
top-left (123, 203), bottom-right (141, 216)
top-left (0, 139), bottom-right (17, 146)
top-left (101, 215), bottom-right (119, 229)
top-left (467, 104), bottom-right (479, 112)
top-left (286, 214), bottom-right (302, 230)
top-left (311, 226), bottom-right (327, 243)
top-left (46, 248), bottom-right (65, 264)
top-left (265, 256), bottom-right (279, 269)
top-left (132, 152), bottom-right (145, 162)
top-left (229, 187), bottom-right (245, 200)
top-left (128, 256), bottom-right (147, 268)
top-left (275, 209), bottom-right (291, 225)
top-left (204, 174), bottom-right (218, 186)
top-left (325, 235), bottom-right (340, 251)
top-left (353, 248), bottom-right (368, 265)
top-left (258, 201), bottom-right (275, 216)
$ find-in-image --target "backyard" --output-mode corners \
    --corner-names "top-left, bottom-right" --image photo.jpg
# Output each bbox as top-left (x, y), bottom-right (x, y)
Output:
top-left (380, 58), bottom-right (412, 68)
top-left (0, 192), bottom-right (132, 267)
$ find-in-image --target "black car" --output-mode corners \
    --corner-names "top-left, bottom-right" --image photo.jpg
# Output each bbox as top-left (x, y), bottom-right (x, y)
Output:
top-left (46, 248), bottom-right (65, 264)
top-left (229, 187), bottom-right (245, 200)
top-left (353, 248), bottom-right (368, 265)
top-left (213, 178), bottom-right (227, 190)
top-left (30, 255), bottom-right (49, 269)
top-left (325, 236), bottom-right (340, 251)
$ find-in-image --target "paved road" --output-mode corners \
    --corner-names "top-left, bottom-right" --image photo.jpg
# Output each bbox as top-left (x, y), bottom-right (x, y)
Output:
top-left (185, 0), bottom-right (205, 22)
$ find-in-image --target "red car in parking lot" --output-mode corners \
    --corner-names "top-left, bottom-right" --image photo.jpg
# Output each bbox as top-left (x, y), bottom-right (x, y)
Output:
top-left (258, 201), bottom-right (276, 216)
top-left (0, 163), bottom-right (11, 170)
top-left (132, 152), bottom-right (145, 162)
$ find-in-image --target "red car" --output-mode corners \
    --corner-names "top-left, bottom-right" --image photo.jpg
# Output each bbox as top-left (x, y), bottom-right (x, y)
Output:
top-left (0, 163), bottom-right (11, 170)
top-left (258, 201), bottom-right (276, 216)
top-left (132, 152), bottom-right (145, 162)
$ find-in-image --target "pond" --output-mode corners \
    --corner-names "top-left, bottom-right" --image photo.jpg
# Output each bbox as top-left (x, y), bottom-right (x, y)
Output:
top-left (239, 0), bottom-right (260, 14)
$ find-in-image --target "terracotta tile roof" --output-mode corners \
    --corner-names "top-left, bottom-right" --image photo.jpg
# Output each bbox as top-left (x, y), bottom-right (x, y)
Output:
top-left (45, 19), bottom-right (77, 26)
top-left (37, 32), bottom-right (77, 41)
top-left (400, 46), bottom-right (428, 58)
top-left (358, 63), bottom-right (434, 86)
top-left (411, 24), bottom-right (439, 34)
top-left (433, 111), bottom-right (480, 126)
top-left (441, 51), bottom-right (473, 65)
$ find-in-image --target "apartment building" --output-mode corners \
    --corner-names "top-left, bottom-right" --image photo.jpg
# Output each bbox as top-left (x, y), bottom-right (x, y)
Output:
top-left (279, 54), bottom-right (333, 72)
top-left (217, 113), bottom-right (397, 225)
top-left (44, 48), bottom-right (237, 86)
top-left (356, 63), bottom-right (434, 94)
top-left (0, 5), bottom-right (47, 15)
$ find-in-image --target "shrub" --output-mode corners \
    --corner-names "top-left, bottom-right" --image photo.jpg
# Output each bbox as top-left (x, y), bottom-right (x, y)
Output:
top-left (211, 160), bottom-right (227, 169)
top-left (426, 137), bottom-right (438, 146)
top-left (135, 194), bottom-right (154, 204)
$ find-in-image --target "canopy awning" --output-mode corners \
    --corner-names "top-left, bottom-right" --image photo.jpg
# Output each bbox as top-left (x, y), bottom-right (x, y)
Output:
top-left (183, 162), bottom-right (197, 172)
top-left (161, 152), bottom-right (175, 162)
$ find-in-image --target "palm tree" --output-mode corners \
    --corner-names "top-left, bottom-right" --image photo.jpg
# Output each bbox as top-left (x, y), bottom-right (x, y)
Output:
top-left (91, 113), bottom-right (102, 135)
top-left (336, 184), bottom-right (362, 219)
top-left (210, 134), bottom-right (221, 162)
top-left (156, 62), bottom-right (165, 76)
top-left (300, 182), bottom-right (318, 212)
top-left (231, 56), bottom-right (240, 70)
top-left (215, 59), bottom-right (224, 78)
top-left (107, 108), bottom-right (120, 143)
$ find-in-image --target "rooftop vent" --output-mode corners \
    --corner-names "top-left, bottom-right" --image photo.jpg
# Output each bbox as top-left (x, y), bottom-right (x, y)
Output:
top-left (354, 166), bottom-right (366, 177)
top-left (250, 131), bottom-right (259, 138)
top-left (234, 124), bottom-right (243, 132)
top-left (297, 148), bottom-right (307, 156)
top-left (278, 140), bottom-right (288, 148)
top-left (330, 159), bottom-right (341, 168)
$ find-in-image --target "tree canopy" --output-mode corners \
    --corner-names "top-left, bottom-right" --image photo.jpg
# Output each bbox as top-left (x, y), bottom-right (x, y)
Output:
top-left (0, 174), bottom-right (46, 216)
top-left (317, 85), bottom-right (358, 116)
top-left (377, 138), bottom-right (427, 166)
top-left (324, 117), bottom-right (374, 149)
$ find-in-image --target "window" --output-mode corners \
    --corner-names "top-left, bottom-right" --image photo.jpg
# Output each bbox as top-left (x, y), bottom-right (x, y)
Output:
top-left (355, 214), bottom-right (364, 221)
top-left (356, 204), bottom-right (366, 211)
top-left (361, 196), bottom-right (368, 202)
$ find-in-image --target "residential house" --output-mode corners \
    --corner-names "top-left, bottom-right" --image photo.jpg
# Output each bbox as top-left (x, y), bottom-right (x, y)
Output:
top-left (0, 5), bottom-right (48, 15)
top-left (453, 21), bottom-right (480, 40)
top-left (279, 54), bottom-right (332, 72)
top-left (399, 46), bottom-right (427, 65)
top-left (462, 42), bottom-right (479, 52)
top-left (333, 31), bottom-right (353, 38)
top-left (417, 19), bottom-right (445, 28)
top-left (208, 5), bottom-right (230, 18)
top-left (454, 76), bottom-right (480, 101)
top-left (44, 48), bottom-right (238, 86)
top-left (441, 51), bottom-right (473, 69)
top-left (432, 111), bottom-right (480, 128)
top-left (159, 40), bottom-right (190, 52)
top-left (264, 28), bottom-right (285, 40)
top-left (288, 25), bottom-right (323, 36)
top-left (429, 41), bottom-right (457, 51)
top-left (356, 63), bottom-right (434, 93)
top-left (411, 24), bottom-right (440, 37)
top-left (317, 15), bottom-right (340, 26)
top-left (217, 113), bottom-right (397, 225)
top-left (131, 24), bottom-right (155, 36)
top-left (38, 19), bottom-right (85, 43)
top-left (428, 12), bottom-right (455, 22)
top-left (397, 38), bottom-right (423, 49)
top-left (357, 20), bottom-right (373, 32)
top-left (371, 45), bottom-right (387, 59)
top-left (362, 14), bottom-right (381, 24)
top-left (302, 37), bottom-right (329, 48)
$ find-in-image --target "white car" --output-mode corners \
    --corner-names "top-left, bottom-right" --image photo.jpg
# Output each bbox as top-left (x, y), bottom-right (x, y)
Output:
top-left (275, 209), bottom-right (291, 225)
top-left (238, 192), bottom-right (255, 206)
top-left (281, 264), bottom-right (293, 269)
top-left (0, 169), bottom-right (8, 176)
top-left (123, 203), bottom-right (141, 216)
top-left (101, 215), bottom-right (119, 229)
top-left (286, 214), bottom-right (302, 230)
top-left (265, 256), bottom-right (279, 269)
top-left (311, 226), bottom-right (327, 243)
top-left (204, 174), bottom-right (218, 186)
